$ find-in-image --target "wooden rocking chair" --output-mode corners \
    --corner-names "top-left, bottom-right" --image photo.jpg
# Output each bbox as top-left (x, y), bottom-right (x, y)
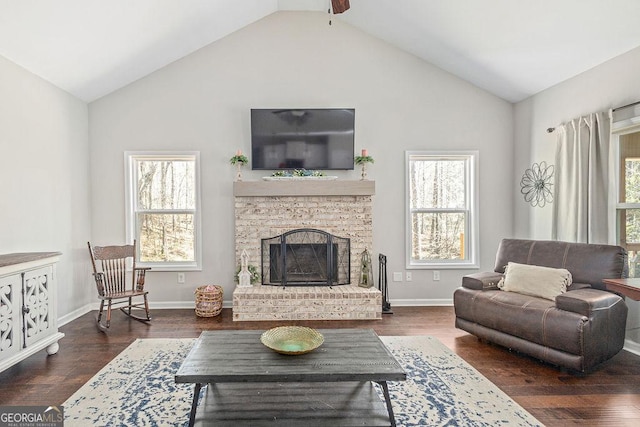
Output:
top-left (87, 241), bottom-right (151, 331)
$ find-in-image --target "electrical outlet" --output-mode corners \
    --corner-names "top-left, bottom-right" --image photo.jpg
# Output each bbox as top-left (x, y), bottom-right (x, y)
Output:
top-left (405, 272), bottom-right (412, 282)
top-left (393, 272), bottom-right (403, 282)
top-left (433, 270), bottom-right (440, 281)
top-left (177, 272), bottom-right (185, 284)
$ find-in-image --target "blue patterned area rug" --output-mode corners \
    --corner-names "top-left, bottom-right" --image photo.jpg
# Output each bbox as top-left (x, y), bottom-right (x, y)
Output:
top-left (63, 336), bottom-right (542, 426)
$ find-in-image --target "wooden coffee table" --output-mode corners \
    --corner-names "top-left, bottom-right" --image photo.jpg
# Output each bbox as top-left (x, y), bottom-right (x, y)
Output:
top-left (175, 329), bottom-right (406, 426)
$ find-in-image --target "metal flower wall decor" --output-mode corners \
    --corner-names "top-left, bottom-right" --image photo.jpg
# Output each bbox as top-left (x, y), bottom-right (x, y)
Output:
top-left (520, 161), bottom-right (554, 207)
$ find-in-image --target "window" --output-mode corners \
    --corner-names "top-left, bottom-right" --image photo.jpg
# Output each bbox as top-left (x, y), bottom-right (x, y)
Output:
top-left (125, 152), bottom-right (201, 271)
top-left (611, 104), bottom-right (640, 278)
top-left (616, 133), bottom-right (640, 277)
top-left (406, 151), bottom-right (478, 269)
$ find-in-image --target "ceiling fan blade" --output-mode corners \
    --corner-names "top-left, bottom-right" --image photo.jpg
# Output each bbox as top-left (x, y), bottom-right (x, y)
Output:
top-left (331, 0), bottom-right (350, 14)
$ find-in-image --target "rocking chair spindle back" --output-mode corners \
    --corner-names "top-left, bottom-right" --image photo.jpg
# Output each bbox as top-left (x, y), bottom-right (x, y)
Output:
top-left (87, 241), bottom-right (152, 331)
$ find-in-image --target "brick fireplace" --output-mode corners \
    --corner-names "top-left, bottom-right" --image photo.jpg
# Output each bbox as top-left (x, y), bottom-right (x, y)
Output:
top-left (232, 180), bottom-right (382, 320)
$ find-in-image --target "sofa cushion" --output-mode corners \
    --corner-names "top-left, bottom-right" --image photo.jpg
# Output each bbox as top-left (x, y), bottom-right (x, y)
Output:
top-left (567, 282), bottom-right (591, 291)
top-left (498, 262), bottom-right (571, 300)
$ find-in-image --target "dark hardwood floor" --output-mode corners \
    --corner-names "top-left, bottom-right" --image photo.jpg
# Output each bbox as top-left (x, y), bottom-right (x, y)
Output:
top-left (1, 306), bottom-right (640, 426)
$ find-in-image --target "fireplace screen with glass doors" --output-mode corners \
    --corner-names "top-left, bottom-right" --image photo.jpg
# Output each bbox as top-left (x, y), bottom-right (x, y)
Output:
top-left (261, 229), bottom-right (350, 286)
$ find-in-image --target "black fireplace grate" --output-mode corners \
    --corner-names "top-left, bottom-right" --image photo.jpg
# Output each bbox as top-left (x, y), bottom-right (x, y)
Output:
top-left (261, 229), bottom-right (350, 287)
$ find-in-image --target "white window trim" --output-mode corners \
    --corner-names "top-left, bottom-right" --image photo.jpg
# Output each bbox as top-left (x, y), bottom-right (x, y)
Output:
top-left (611, 133), bottom-right (640, 246)
top-left (124, 151), bottom-right (202, 271)
top-left (610, 107), bottom-right (640, 245)
top-left (405, 150), bottom-right (479, 269)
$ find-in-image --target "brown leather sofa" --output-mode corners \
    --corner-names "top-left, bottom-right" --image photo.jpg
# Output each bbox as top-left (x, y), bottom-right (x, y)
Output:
top-left (454, 238), bottom-right (628, 372)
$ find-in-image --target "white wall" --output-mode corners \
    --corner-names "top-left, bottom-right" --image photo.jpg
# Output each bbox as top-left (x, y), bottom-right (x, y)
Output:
top-left (0, 54), bottom-right (92, 321)
top-left (514, 46), bottom-right (640, 238)
top-left (89, 11), bottom-right (514, 306)
top-left (514, 45), bottom-right (640, 348)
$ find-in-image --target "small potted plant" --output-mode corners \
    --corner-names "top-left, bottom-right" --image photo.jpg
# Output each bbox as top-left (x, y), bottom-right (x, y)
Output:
top-left (354, 149), bottom-right (374, 180)
top-left (230, 149), bottom-right (249, 181)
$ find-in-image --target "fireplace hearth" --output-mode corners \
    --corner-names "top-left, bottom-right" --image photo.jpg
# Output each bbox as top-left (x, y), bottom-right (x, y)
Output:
top-left (261, 229), bottom-right (350, 286)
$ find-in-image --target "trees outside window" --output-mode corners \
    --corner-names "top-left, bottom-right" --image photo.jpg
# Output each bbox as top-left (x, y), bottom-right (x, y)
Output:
top-left (125, 152), bottom-right (201, 270)
top-left (406, 151), bottom-right (478, 269)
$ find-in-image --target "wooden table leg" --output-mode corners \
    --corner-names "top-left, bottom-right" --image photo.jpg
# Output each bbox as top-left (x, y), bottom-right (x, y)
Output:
top-left (376, 381), bottom-right (396, 427)
top-left (188, 383), bottom-right (202, 427)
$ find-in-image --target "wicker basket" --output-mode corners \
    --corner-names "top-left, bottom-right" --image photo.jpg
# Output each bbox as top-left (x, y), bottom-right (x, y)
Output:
top-left (194, 285), bottom-right (224, 317)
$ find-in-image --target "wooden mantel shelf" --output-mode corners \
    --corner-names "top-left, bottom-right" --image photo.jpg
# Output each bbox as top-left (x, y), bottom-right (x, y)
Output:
top-left (233, 180), bottom-right (375, 197)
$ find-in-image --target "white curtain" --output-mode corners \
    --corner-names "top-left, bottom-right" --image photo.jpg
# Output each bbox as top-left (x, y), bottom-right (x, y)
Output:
top-left (552, 112), bottom-right (610, 243)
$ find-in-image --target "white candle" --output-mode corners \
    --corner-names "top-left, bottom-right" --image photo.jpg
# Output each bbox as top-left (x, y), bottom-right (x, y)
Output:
top-left (236, 149), bottom-right (242, 156)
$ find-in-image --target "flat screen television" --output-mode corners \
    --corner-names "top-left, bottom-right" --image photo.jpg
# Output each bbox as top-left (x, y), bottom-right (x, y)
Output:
top-left (251, 108), bottom-right (355, 170)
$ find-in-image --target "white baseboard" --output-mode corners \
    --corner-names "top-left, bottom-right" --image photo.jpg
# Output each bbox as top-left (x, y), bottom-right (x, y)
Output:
top-left (56, 301), bottom-right (204, 326)
top-left (624, 338), bottom-right (640, 356)
top-left (58, 304), bottom-right (93, 327)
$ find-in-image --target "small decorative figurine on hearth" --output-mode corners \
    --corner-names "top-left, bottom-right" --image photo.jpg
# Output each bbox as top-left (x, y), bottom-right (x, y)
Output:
top-left (230, 149), bottom-right (249, 181)
top-left (354, 149), bottom-right (374, 180)
top-left (358, 248), bottom-right (374, 288)
top-left (238, 249), bottom-right (252, 287)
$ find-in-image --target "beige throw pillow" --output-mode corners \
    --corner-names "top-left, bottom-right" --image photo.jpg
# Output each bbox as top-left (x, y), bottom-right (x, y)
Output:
top-left (497, 262), bottom-right (572, 300)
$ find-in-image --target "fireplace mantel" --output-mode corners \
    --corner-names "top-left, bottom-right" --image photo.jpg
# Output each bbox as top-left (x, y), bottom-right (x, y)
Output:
top-left (233, 180), bottom-right (375, 197)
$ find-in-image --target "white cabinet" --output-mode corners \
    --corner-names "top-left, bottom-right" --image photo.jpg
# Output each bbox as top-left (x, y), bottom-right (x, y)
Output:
top-left (0, 253), bottom-right (64, 373)
top-left (0, 273), bottom-right (21, 360)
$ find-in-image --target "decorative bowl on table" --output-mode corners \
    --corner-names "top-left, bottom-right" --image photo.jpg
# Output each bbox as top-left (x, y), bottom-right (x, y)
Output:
top-left (260, 326), bottom-right (324, 355)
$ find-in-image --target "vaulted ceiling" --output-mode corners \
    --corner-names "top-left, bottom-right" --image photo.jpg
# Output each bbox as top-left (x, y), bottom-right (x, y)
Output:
top-left (1, 0), bottom-right (640, 103)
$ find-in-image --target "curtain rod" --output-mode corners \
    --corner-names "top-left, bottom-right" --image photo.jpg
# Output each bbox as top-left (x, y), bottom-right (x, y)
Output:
top-left (547, 100), bottom-right (640, 131)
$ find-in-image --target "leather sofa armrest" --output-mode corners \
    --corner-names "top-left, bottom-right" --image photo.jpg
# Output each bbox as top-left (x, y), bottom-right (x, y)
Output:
top-left (555, 289), bottom-right (624, 317)
top-left (462, 272), bottom-right (503, 290)
top-left (567, 282), bottom-right (591, 291)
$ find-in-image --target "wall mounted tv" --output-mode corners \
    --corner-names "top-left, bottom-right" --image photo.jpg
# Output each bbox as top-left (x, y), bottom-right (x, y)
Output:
top-left (251, 108), bottom-right (355, 170)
